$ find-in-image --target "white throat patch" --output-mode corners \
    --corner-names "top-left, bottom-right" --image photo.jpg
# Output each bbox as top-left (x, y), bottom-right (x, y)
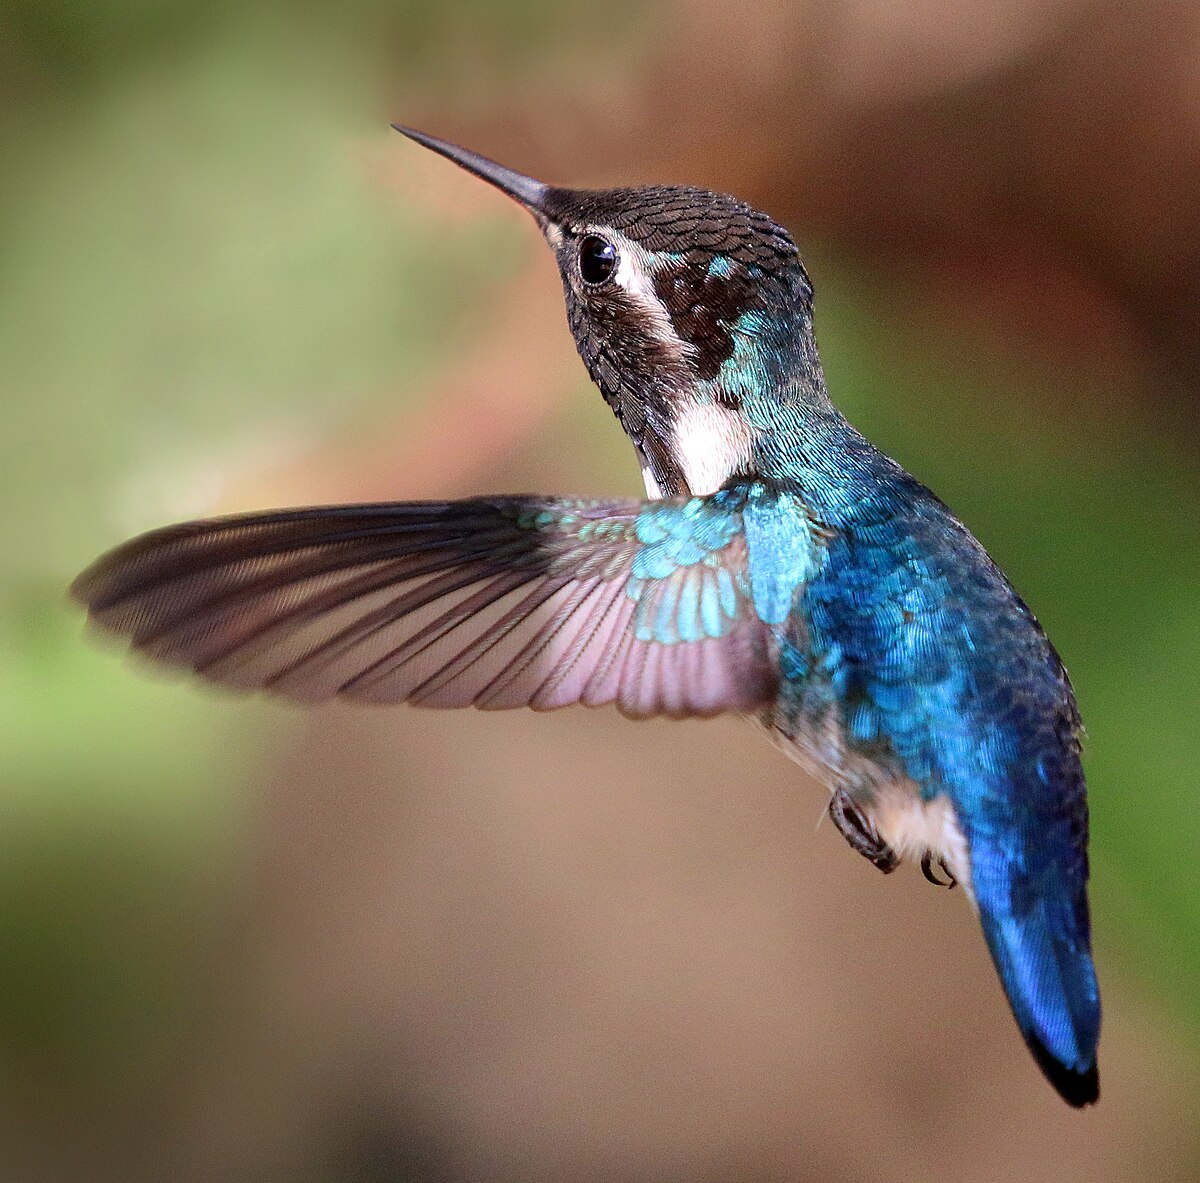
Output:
top-left (669, 401), bottom-right (755, 496)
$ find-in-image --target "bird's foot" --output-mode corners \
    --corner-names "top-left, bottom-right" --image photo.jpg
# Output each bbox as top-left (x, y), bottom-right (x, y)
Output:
top-left (828, 790), bottom-right (898, 874)
top-left (920, 851), bottom-right (958, 889)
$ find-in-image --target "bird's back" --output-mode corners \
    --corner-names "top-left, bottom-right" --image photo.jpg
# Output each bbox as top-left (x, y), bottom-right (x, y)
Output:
top-left (760, 442), bottom-right (1100, 1102)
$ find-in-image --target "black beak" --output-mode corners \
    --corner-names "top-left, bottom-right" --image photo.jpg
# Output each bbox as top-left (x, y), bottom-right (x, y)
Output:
top-left (392, 125), bottom-right (550, 220)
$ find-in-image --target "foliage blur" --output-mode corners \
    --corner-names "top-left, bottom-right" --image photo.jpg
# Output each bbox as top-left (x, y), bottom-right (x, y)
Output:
top-left (2, 1), bottom-right (1198, 1179)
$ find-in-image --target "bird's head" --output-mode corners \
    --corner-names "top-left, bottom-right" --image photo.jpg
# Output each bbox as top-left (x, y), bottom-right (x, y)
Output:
top-left (396, 127), bottom-right (821, 497)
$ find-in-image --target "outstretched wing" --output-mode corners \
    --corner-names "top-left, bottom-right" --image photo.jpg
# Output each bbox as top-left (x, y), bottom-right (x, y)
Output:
top-left (71, 492), bottom-right (777, 718)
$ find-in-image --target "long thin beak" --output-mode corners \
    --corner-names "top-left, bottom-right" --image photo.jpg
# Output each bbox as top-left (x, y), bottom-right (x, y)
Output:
top-left (392, 125), bottom-right (550, 217)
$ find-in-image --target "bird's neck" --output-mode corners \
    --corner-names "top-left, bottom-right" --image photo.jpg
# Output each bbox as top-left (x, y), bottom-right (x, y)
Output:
top-left (643, 317), bottom-right (857, 500)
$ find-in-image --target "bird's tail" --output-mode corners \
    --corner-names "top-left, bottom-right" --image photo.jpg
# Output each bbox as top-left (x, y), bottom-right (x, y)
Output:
top-left (972, 850), bottom-right (1101, 1106)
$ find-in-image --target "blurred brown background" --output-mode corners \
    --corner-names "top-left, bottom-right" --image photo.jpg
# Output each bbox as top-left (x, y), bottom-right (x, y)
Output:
top-left (3, 1), bottom-right (1199, 1179)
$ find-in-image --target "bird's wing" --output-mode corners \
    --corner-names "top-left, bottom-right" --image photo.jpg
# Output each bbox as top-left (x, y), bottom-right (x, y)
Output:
top-left (71, 491), bottom-right (778, 718)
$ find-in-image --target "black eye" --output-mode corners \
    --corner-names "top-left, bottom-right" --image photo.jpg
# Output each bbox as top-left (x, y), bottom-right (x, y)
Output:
top-left (578, 235), bottom-right (617, 285)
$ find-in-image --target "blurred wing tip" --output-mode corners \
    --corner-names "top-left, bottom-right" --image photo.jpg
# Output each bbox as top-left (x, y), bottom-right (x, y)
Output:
top-left (77, 606), bottom-right (139, 654)
top-left (68, 564), bottom-right (104, 609)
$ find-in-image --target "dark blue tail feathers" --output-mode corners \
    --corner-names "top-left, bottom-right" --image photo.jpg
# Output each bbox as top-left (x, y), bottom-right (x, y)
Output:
top-left (975, 865), bottom-right (1101, 1107)
top-left (969, 820), bottom-right (1099, 1108)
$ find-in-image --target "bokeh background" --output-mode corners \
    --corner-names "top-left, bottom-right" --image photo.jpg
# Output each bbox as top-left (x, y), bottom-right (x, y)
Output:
top-left (3, 1), bottom-right (1200, 1179)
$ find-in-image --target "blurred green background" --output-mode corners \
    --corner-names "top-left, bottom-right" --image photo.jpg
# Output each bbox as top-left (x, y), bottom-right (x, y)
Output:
top-left (3, 1), bottom-right (1199, 1179)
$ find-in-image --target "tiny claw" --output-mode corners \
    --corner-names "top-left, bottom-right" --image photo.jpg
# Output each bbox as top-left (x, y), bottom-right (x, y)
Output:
top-left (829, 790), bottom-right (899, 874)
top-left (920, 852), bottom-right (958, 889)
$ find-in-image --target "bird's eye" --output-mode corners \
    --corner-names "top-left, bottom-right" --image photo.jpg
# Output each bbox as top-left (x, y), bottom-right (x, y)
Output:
top-left (578, 235), bottom-right (618, 285)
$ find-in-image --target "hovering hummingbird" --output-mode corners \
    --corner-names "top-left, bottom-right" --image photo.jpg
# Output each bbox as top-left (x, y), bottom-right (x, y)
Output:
top-left (72, 126), bottom-right (1100, 1106)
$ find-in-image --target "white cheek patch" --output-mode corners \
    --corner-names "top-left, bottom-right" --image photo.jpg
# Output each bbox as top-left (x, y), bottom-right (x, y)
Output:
top-left (609, 234), bottom-right (691, 365)
top-left (670, 401), bottom-right (755, 496)
top-left (576, 231), bottom-right (753, 498)
top-left (612, 235), bottom-right (753, 495)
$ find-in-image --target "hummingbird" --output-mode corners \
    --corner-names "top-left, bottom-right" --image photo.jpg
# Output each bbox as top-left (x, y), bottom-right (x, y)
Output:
top-left (71, 126), bottom-right (1100, 1106)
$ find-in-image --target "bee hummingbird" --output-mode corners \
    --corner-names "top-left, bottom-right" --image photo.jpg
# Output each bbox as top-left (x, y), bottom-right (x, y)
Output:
top-left (72, 126), bottom-right (1100, 1106)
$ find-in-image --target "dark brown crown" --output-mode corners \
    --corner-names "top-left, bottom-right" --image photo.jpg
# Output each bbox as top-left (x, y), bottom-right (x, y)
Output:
top-left (541, 185), bottom-right (810, 293)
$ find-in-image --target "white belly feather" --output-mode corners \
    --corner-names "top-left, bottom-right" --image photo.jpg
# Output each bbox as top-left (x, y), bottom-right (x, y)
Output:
top-left (757, 716), bottom-right (975, 902)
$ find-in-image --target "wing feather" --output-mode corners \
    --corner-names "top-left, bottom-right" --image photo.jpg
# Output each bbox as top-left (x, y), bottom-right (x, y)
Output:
top-left (73, 494), bottom-right (780, 718)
